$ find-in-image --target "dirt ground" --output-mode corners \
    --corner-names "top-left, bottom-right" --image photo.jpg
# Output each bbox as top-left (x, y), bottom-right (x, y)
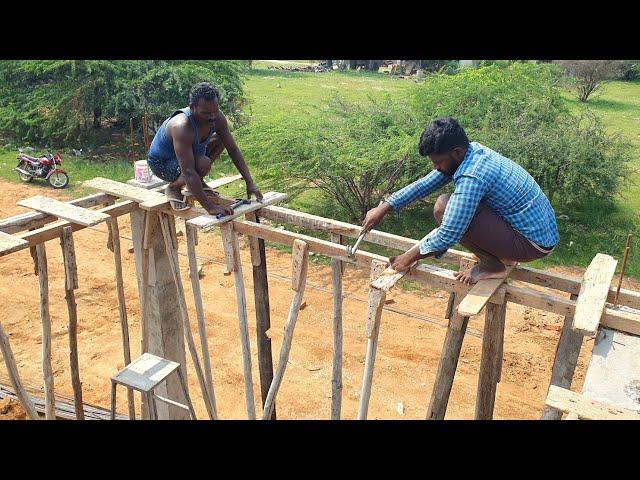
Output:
top-left (1, 180), bottom-right (638, 420)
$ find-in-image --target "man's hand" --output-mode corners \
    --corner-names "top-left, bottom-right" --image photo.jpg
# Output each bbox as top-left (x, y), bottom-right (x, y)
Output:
top-left (205, 203), bottom-right (233, 217)
top-left (246, 181), bottom-right (263, 201)
top-left (362, 201), bottom-right (393, 233)
top-left (389, 248), bottom-right (422, 273)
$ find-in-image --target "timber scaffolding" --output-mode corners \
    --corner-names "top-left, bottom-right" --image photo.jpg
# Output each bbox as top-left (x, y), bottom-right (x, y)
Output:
top-left (1, 175), bottom-right (640, 420)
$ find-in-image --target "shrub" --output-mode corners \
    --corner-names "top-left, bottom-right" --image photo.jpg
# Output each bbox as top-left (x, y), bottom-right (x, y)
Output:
top-left (554, 60), bottom-right (624, 102)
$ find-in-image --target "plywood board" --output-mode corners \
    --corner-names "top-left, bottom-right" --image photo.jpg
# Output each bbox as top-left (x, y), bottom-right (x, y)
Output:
top-left (186, 192), bottom-right (287, 229)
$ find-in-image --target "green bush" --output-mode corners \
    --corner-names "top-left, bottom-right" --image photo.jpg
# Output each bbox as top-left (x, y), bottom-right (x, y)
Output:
top-left (0, 60), bottom-right (249, 146)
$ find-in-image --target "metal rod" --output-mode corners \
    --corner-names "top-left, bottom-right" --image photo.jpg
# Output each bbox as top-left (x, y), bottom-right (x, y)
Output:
top-left (614, 234), bottom-right (633, 306)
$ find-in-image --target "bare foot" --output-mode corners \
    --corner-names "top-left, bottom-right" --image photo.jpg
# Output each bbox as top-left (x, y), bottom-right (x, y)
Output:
top-left (454, 262), bottom-right (507, 285)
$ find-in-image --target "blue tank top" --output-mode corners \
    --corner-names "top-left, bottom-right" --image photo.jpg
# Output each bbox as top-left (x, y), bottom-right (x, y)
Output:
top-left (148, 107), bottom-right (217, 162)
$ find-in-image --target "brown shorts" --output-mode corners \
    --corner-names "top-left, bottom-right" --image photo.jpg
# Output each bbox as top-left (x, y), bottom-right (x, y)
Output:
top-left (458, 202), bottom-right (555, 262)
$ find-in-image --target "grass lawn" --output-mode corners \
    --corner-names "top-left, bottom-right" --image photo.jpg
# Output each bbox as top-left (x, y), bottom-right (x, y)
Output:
top-left (1, 70), bottom-right (637, 280)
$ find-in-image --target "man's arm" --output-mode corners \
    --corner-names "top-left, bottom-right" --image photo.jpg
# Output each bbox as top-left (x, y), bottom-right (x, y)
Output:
top-left (216, 113), bottom-right (263, 200)
top-left (386, 170), bottom-right (452, 213)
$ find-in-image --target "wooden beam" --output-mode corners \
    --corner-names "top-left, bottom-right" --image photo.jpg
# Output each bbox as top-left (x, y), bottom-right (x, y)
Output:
top-left (262, 240), bottom-right (309, 420)
top-left (157, 213), bottom-right (217, 420)
top-left (357, 260), bottom-right (388, 420)
top-left (0, 324), bottom-right (40, 419)
top-left (219, 221), bottom-right (256, 419)
top-left (0, 231), bottom-right (28, 256)
top-left (330, 233), bottom-right (344, 420)
top-left (59, 226), bottom-right (84, 420)
top-left (84, 177), bottom-right (165, 205)
top-left (106, 218), bottom-right (136, 420)
top-left (572, 253), bottom-right (618, 336)
top-left (545, 385), bottom-right (640, 420)
top-left (475, 301), bottom-right (506, 420)
top-left (457, 265), bottom-right (514, 317)
top-left (186, 192), bottom-right (287, 229)
top-left (186, 224), bottom-right (218, 419)
top-left (18, 195), bottom-right (111, 227)
top-left (35, 243), bottom-right (55, 420)
top-left (141, 174), bottom-right (243, 210)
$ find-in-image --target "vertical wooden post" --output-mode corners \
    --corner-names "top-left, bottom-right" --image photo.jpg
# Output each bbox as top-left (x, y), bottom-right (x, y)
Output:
top-left (330, 232), bottom-right (344, 420)
top-left (245, 213), bottom-right (276, 420)
top-left (35, 243), bottom-right (55, 420)
top-left (475, 301), bottom-right (507, 420)
top-left (186, 224), bottom-right (218, 419)
top-left (129, 208), bottom-right (188, 420)
top-left (220, 221), bottom-right (257, 419)
top-left (357, 260), bottom-right (388, 420)
top-left (157, 213), bottom-right (216, 419)
top-left (106, 218), bottom-right (136, 420)
top-left (540, 293), bottom-right (582, 420)
top-left (426, 257), bottom-right (475, 420)
top-left (59, 226), bottom-right (84, 420)
top-left (0, 323), bottom-right (40, 420)
top-left (261, 240), bottom-right (309, 420)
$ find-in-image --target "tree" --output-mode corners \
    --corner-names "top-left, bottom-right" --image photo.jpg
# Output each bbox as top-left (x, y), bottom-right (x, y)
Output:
top-left (554, 60), bottom-right (623, 102)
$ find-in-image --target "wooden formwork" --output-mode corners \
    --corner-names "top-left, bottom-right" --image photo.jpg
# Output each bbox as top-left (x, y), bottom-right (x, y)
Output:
top-left (1, 176), bottom-right (639, 420)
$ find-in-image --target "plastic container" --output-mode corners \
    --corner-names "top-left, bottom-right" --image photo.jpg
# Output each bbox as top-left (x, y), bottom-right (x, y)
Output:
top-left (134, 160), bottom-right (152, 183)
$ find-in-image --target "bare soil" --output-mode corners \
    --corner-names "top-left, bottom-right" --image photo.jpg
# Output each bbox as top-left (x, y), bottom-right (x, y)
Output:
top-left (1, 180), bottom-right (637, 420)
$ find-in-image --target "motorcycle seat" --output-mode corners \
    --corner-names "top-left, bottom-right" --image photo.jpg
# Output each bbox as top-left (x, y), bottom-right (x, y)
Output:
top-left (21, 154), bottom-right (46, 162)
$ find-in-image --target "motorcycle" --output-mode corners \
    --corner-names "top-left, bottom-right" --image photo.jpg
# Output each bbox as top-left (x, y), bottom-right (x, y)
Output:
top-left (14, 152), bottom-right (69, 189)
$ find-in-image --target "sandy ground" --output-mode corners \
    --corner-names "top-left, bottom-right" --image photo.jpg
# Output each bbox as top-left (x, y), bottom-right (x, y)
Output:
top-left (1, 180), bottom-right (637, 420)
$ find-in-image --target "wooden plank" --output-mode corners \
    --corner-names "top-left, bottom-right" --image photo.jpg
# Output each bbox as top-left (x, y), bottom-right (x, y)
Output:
top-left (84, 177), bottom-right (165, 204)
top-left (140, 174), bottom-right (243, 210)
top-left (457, 265), bottom-right (514, 317)
top-left (186, 192), bottom-right (287, 229)
top-left (262, 240), bottom-right (309, 420)
top-left (357, 260), bottom-right (388, 420)
top-left (17, 195), bottom-right (110, 227)
top-left (107, 218), bottom-right (136, 420)
top-left (60, 227), bottom-right (84, 420)
top-left (475, 301), bottom-right (506, 420)
top-left (35, 243), bottom-right (55, 420)
top-left (572, 253), bottom-right (618, 336)
top-left (186, 224), bottom-right (218, 419)
top-left (0, 231), bottom-right (28, 255)
top-left (540, 293), bottom-right (582, 420)
top-left (330, 233), bottom-right (344, 420)
top-left (545, 385), bottom-right (639, 420)
top-left (157, 213), bottom-right (217, 419)
top-left (0, 324), bottom-right (40, 419)
top-left (219, 221), bottom-right (256, 419)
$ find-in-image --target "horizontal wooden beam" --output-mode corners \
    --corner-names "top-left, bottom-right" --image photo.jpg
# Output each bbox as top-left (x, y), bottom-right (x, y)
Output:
top-left (545, 385), bottom-right (639, 420)
top-left (18, 195), bottom-right (111, 227)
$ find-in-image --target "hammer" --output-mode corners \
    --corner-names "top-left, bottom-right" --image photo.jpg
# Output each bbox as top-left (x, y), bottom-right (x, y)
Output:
top-left (215, 198), bottom-right (252, 219)
top-left (346, 229), bottom-right (368, 258)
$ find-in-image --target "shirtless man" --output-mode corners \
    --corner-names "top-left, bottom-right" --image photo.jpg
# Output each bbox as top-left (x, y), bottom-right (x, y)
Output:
top-left (361, 117), bottom-right (559, 284)
top-left (148, 82), bottom-right (262, 217)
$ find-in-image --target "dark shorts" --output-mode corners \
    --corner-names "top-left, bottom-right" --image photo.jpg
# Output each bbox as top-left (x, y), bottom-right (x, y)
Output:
top-left (148, 155), bottom-right (181, 183)
top-left (460, 202), bottom-right (555, 262)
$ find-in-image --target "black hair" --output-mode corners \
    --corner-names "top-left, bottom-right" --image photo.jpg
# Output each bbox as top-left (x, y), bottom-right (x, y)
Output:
top-left (418, 117), bottom-right (469, 156)
top-left (189, 82), bottom-right (220, 106)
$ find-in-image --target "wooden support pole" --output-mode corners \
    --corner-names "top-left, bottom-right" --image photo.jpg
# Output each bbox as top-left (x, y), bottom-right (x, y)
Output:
top-left (186, 224), bottom-right (218, 419)
top-left (59, 226), bottom-right (84, 420)
top-left (35, 243), bottom-right (55, 420)
top-left (444, 292), bottom-right (456, 320)
top-left (262, 240), bottom-right (309, 420)
top-left (106, 218), bottom-right (135, 420)
top-left (426, 257), bottom-right (475, 420)
top-left (220, 221), bottom-right (256, 419)
top-left (475, 301), bottom-right (507, 420)
top-left (540, 293), bottom-right (582, 420)
top-left (157, 212), bottom-right (216, 419)
top-left (0, 323), bottom-right (40, 419)
top-left (357, 260), bottom-right (388, 420)
top-left (330, 232), bottom-right (344, 420)
top-left (244, 212), bottom-right (276, 419)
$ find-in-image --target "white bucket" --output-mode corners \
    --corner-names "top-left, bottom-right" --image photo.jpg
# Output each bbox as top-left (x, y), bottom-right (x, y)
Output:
top-left (134, 160), bottom-right (152, 183)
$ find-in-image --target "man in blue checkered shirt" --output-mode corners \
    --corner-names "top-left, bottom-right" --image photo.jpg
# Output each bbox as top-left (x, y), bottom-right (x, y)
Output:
top-left (362, 117), bottom-right (559, 285)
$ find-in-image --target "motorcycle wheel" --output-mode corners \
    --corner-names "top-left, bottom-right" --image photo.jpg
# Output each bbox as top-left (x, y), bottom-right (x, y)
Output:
top-left (48, 171), bottom-right (69, 189)
top-left (17, 161), bottom-right (34, 182)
